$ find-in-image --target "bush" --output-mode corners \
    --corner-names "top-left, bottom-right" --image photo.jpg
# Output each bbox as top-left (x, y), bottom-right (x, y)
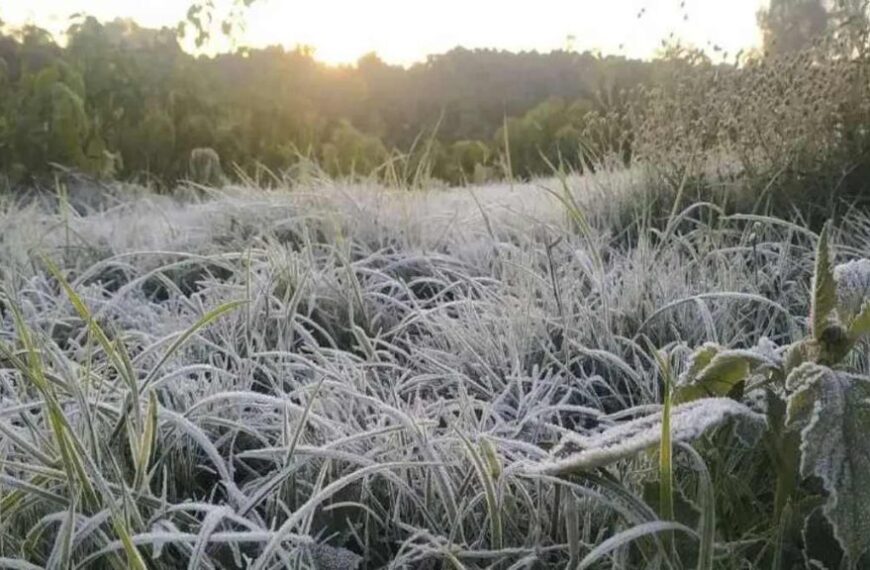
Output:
top-left (629, 38), bottom-right (870, 223)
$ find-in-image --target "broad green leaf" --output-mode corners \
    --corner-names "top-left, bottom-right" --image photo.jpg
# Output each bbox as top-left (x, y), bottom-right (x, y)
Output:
top-left (675, 353), bottom-right (750, 403)
top-left (802, 506), bottom-right (845, 570)
top-left (811, 223), bottom-right (840, 342)
top-left (533, 398), bottom-right (765, 475)
top-left (785, 365), bottom-right (870, 563)
top-left (784, 363), bottom-right (830, 433)
top-left (681, 343), bottom-right (721, 381)
top-left (675, 345), bottom-right (778, 404)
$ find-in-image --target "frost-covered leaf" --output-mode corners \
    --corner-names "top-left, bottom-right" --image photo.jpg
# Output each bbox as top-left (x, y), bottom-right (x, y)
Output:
top-left (784, 363), bottom-right (831, 433)
top-left (480, 436), bottom-right (502, 478)
top-left (783, 339), bottom-right (817, 374)
top-left (679, 343), bottom-right (721, 384)
top-left (785, 362), bottom-right (829, 395)
top-left (302, 543), bottom-right (362, 570)
top-left (834, 259), bottom-right (870, 320)
top-left (530, 398), bottom-right (765, 475)
top-left (675, 353), bottom-right (749, 403)
top-left (785, 365), bottom-right (870, 563)
top-left (811, 223), bottom-right (840, 341)
top-left (675, 341), bottom-right (782, 404)
top-left (754, 336), bottom-right (782, 364)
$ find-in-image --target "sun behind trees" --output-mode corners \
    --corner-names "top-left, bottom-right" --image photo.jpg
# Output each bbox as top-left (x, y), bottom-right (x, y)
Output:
top-left (0, 1), bottom-right (869, 221)
top-left (0, 16), bottom-right (641, 187)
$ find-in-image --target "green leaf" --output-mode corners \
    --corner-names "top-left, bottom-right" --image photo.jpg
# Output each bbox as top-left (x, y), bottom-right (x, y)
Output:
top-left (785, 365), bottom-right (870, 563)
top-left (676, 353), bottom-right (749, 403)
top-left (133, 391), bottom-right (158, 491)
top-left (674, 345), bottom-right (778, 404)
top-left (42, 257), bottom-right (138, 395)
top-left (802, 506), bottom-right (845, 570)
top-left (141, 299), bottom-right (247, 391)
top-left (784, 363), bottom-right (830, 433)
top-left (811, 222), bottom-right (840, 341)
top-left (458, 430), bottom-right (503, 550)
top-left (479, 436), bottom-right (502, 479)
top-left (682, 343), bottom-right (721, 380)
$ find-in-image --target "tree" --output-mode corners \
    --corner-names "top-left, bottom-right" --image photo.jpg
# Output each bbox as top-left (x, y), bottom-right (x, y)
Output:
top-left (180, 0), bottom-right (258, 48)
top-left (758, 0), bottom-right (830, 54)
top-left (320, 120), bottom-right (388, 178)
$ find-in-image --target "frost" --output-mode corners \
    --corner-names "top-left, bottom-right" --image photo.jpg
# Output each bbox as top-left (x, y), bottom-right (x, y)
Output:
top-left (302, 543), bottom-right (362, 570)
top-left (811, 224), bottom-right (840, 340)
top-left (677, 342), bottom-right (720, 387)
top-left (834, 259), bottom-right (870, 342)
top-left (850, 300), bottom-right (870, 340)
top-left (755, 337), bottom-right (781, 363)
top-left (834, 259), bottom-right (870, 318)
top-left (743, 387), bottom-right (769, 416)
top-left (786, 364), bottom-right (870, 563)
top-left (529, 398), bottom-right (765, 475)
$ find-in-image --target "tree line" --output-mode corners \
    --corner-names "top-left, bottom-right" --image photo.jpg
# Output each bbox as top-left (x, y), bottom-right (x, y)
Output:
top-left (0, 15), bottom-right (649, 187)
top-left (0, 0), bottom-right (864, 188)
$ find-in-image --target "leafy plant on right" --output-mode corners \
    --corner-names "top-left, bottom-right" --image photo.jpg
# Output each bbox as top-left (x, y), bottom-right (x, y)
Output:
top-left (675, 222), bottom-right (870, 568)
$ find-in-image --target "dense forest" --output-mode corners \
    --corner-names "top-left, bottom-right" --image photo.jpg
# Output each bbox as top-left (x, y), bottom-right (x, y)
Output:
top-left (0, 15), bottom-right (648, 186)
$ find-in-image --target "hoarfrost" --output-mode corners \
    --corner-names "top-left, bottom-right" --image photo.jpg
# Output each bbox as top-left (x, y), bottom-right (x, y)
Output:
top-left (834, 259), bottom-right (870, 317)
top-left (529, 398), bottom-right (765, 475)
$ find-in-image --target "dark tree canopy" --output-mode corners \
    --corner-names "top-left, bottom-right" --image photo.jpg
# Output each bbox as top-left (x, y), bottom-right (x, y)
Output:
top-left (758, 0), bottom-right (829, 54)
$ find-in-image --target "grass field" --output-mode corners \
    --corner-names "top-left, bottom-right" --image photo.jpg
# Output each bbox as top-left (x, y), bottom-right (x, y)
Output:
top-left (1, 171), bottom-right (869, 568)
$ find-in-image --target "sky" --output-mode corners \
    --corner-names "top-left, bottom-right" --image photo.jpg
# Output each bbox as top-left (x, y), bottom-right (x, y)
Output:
top-left (1, 0), bottom-right (766, 66)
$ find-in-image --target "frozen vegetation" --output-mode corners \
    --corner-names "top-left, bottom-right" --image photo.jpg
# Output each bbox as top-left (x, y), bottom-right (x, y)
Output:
top-left (1, 171), bottom-right (870, 568)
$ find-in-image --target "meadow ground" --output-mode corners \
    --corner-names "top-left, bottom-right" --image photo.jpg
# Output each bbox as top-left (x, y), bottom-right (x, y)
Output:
top-left (1, 170), bottom-right (869, 568)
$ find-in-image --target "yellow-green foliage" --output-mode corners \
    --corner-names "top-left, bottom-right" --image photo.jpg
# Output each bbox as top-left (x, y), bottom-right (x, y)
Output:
top-left (320, 120), bottom-right (389, 178)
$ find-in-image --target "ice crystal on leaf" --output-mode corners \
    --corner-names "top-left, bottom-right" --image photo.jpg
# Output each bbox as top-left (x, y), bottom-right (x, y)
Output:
top-left (529, 398), bottom-right (765, 475)
top-left (786, 363), bottom-right (870, 563)
top-left (834, 259), bottom-right (870, 318)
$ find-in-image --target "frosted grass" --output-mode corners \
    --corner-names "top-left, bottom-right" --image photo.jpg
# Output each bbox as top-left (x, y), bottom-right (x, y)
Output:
top-left (1, 172), bottom-right (868, 567)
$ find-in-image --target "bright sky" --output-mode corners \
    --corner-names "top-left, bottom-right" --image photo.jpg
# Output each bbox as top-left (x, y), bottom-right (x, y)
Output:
top-left (2, 0), bottom-right (766, 65)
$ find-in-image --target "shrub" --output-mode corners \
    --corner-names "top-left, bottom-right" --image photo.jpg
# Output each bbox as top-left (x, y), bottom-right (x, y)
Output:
top-left (188, 146), bottom-right (224, 186)
top-left (629, 37), bottom-right (870, 223)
